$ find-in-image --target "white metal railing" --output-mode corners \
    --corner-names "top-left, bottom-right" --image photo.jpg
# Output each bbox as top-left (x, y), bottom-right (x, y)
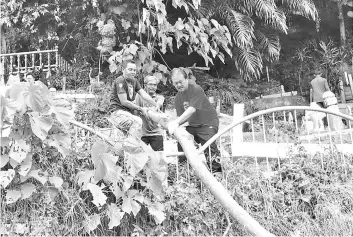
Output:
top-left (0, 46), bottom-right (72, 80)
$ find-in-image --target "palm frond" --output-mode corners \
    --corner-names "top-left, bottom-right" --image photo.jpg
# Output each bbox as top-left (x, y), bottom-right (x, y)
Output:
top-left (255, 30), bottom-right (280, 62)
top-left (219, 7), bottom-right (255, 48)
top-left (233, 46), bottom-right (263, 80)
top-left (235, 0), bottom-right (288, 33)
top-left (198, 0), bottom-right (219, 18)
top-left (277, 0), bottom-right (318, 21)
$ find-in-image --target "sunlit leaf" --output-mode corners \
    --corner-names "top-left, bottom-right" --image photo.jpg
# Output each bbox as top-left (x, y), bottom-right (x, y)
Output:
top-left (76, 170), bottom-right (95, 190)
top-left (147, 201), bottom-right (165, 224)
top-left (87, 183), bottom-right (107, 208)
top-left (28, 112), bottom-right (53, 140)
top-left (27, 169), bottom-right (48, 185)
top-left (123, 140), bottom-right (149, 176)
top-left (129, 44), bottom-right (139, 55)
top-left (50, 106), bottom-right (74, 128)
top-left (91, 140), bottom-right (108, 167)
top-left (122, 174), bottom-right (134, 191)
top-left (9, 140), bottom-right (30, 163)
top-left (121, 19), bottom-right (131, 30)
top-left (0, 169), bottom-right (16, 188)
top-left (23, 82), bottom-right (50, 113)
top-left (17, 153), bottom-right (32, 176)
top-left (6, 189), bottom-right (21, 204)
top-left (20, 182), bottom-right (36, 199)
top-left (0, 154), bottom-right (9, 168)
top-left (84, 214), bottom-right (101, 233)
top-left (122, 196), bottom-right (132, 214)
top-left (49, 176), bottom-right (63, 188)
top-left (0, 95), bottom-right (19, 129)
top-left (107, 204), bottom-right (125, 229)
top-left (47, 133), bottom-right (71, 157)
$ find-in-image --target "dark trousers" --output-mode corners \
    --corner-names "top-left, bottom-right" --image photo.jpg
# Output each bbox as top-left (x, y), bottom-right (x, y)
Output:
top-left (141, 135), bottom-right (164, 151)
top-left (177, 125), bottom-right (222, 172)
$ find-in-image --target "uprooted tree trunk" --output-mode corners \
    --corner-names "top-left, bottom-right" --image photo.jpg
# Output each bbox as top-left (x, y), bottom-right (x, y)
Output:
top-left (70, 110), bottom-right (275, 237)
top-left (146, 110), bottom-right (275, 237)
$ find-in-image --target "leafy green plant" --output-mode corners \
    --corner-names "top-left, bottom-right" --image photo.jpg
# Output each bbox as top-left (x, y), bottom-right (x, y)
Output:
top-left (1, 81), bottom-right (74, 204)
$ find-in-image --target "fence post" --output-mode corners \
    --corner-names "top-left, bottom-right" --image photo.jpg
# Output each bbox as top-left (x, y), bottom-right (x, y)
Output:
top-left (339, 80), bottom-right (346, 103)
top-left (55, 46), bottom-right (59, 70)
top-left (232, 103), bottom-right (245, 157)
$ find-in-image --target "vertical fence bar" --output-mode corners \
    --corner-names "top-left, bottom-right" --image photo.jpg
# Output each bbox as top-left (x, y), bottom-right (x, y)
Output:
top-left (24, 54), bottom-right (28, 73)
top-left (326, 112), bottom-right (333, 147)
top-left (273, 112), bottom-right (280, 171)
top-left (9, 56), bottom-right (13, 74)
top-left (294, 110), bottom-right (298, 132)
top-left (338, 123), bottom-right (346, 176)
top-left (17, 54), bottom-right (20, 74)
top-left (55, 46), bottom-right (59, 70)
top-left (47, 52), bottom-right (51, 72)
top-left (31, 53), bottom-right (35, 70)
top-left (316, 112), bottom-right (324, 169)
top-left (261, 115), bottom-right (269, 172)
top-left (251, 118), bottom-right (258, 170)
top-left (39, 53), bottom-right (43, 69)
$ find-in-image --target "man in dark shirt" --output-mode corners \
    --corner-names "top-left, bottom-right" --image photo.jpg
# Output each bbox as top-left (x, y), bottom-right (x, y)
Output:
top-left (109, 60), bottom-right (158, 137)
top-left (167, 68), bottom-right (222, 173)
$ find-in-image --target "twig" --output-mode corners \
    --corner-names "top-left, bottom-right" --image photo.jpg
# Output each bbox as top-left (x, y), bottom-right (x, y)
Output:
top-left (222, 213), bottom-right (232, 237)
top-left (69, 120), bottom-right (116, 146)
top-left (153, 48), bottom-right (172, 70)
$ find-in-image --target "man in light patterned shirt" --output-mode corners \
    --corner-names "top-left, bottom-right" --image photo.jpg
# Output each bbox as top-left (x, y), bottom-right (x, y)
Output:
top-left (135, 75), bottom-right (165, 151)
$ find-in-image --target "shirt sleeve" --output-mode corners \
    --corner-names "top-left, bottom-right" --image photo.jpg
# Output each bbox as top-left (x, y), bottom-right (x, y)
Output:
top-left (189, 86), bottom-right (204, 110)
top-left (135, 79), bottom-right (142, 92)
top-left (175, 94), bottom-right (184, 116)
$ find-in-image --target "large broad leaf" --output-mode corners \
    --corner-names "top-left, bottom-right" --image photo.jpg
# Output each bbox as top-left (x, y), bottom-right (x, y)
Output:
top-left (50, 106), bottom-right (74, 128)
top-left (91, 141), bottom-right (119, 181)
top-left (123, 137), bottom-right (149, 177)
top-left (84, 214), bottom-right (101, 233)
top-left (23, 82), bottom-right (50, 112)
top-left (28, 112), bottom-right (53, 140)
top-left (146, 201), bottom-right (166, 224)
top-left (20, 182), bottom-right (36, 199)
top-left (107, 204), bottom-right (125, 229)
top-left (1, 137), bottom-right (10, 168)
top-left (0, 153), bottom-right (9, 168)
top-left (87, 183), bottom-right (107, 208)
top-left (122, 196), bottom-right (141, 217)
top-left (122, 174), bottom-right (134, 191)
top-left (49, 176), bottom-right (63, 188)
top-left (17, 153), bottom-right (33, 176)
top-left (9, 140), bottom-right (30, 164)
top-left (0, 95), bottom-right (19, 129)
top-left (0, 169), bottom-right (16, 188)
top-left (47, 133), bottom-right (71, 157)
top-left (27, 169), bottom-right (48, 185)
top-left (6, 189), bottom-right (22, 204)
top-left (146, 149), bottom-right (168, 194)
top-left (91, 140), bottom-right (109, 167)
top-left (76, 170), bottom-right (95, 190)
top-left (104, 161), bottom-right (123, 184)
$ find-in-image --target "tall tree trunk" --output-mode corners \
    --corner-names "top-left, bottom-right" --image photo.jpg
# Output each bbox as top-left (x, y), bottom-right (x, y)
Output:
top-left (337, 2), bottom-right (346, 47)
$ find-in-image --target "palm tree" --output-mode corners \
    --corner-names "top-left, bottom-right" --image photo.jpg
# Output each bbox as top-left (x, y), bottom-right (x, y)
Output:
top-left (192, 0), bottom-right (318, 80)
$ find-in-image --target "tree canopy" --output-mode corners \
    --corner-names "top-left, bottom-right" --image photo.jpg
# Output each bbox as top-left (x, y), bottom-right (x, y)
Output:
top-left (1, 0), bottom-right (352, 80)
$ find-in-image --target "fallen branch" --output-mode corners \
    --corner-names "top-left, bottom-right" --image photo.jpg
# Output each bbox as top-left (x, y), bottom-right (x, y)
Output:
top-left (147, 110), bottom-right (275, 237)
